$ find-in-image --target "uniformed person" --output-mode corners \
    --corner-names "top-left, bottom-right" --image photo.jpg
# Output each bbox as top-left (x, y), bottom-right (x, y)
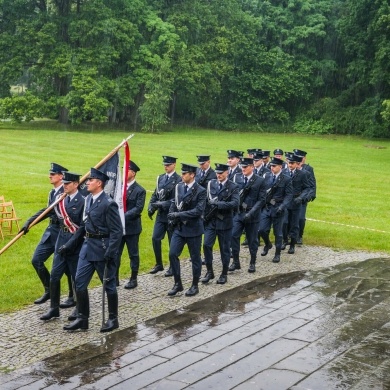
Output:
top-left (20, 163), bottom-right (74, 307)
top-left (195, 155), bottom-right (217, 189)
top-left (262, 150), bottom-right (271, 169)
top-left (273, 149), bottom-right (288, 169)
top-left (255, 151), bottom-right (271, 176)
top-left (227, 150), bottom-right (243, 180)
top-left (230, 157), bottom-right (266, 273)
top-left (148, 156), bottom-right (181, 276)
top-left (40, 172), bottom-right (84, 320)
top-left (167, 164), bottom-right (206, 296)
top-left (282, 154), bottom-right (311, 254)
top-left (63, 168), bottom-right (123, 332)
top-left (259, 158), bottom-right (293, 263)
top-left (202, 163), bottom-right (239, 284)
top-left (294, 149), bottom-right (316, 245)
top-left (117, 161), bottom-right (146, 289)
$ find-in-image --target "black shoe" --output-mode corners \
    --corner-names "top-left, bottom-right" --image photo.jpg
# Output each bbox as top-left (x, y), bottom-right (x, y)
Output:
top-left (34, 291), bottom-right (50, 304)
top-left (100, 318), bottom-right (119, 333)
top-left (168, 283), bottom-right (183, 296)
top-left (261, 243), bottom-right (272, 256)
top-left (281, 242), bottom-right (288, 250)
top-left (228, 261), bottom-right (241, 271)
top-left (59, 297), bottom-right (76, 309)
top-left (124, 279), bottom-right (137, 289)
top-left (68, 307), bottom-right (78, 321)
top-left (248, 263), bottom-right (256, 273)
top-left (201, 271), bottom-right (215, 284)
top-left (272, 255), bottom-right (281, 263)
top-left (40, 307), bottom-right (59, 320)
top-left (297, 237), bottom-right (303, 246)
top-left (185, 285), bottom-right (199, 296)
top-left (241, 239), bottom-right (248, 246)
top-left (63, 318), bottom-right (88, 331)
top-left (216, 274), bottom-right (227, 284)
top-left (164, 267), bottom-right (173, 277)
top-left (149, 264), bottom-right (164, 274)
top-left (288, 245), bottom-right (295, 254)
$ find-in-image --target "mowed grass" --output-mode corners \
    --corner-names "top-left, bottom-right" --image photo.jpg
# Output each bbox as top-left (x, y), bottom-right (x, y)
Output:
top-left (0, 121), bottom-right (389, 312)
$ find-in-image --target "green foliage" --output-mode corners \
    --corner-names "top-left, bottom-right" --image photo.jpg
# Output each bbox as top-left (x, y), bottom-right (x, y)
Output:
top-left (0, 92), bottom-right (44, 123)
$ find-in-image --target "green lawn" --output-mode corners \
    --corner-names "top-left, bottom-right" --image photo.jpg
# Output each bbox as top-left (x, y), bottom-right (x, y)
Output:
top-left (1, 122), bottom-right (389, 312)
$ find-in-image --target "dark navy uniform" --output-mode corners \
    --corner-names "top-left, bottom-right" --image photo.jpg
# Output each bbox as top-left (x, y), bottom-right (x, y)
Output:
top-left (149, 164), bottom-right (181, 273)
top-left (283, 163), bottom-right (311, 250)
top-left (40, 172), bottom-right (85, 321)
top-left (167, 164), bottom-right (206, 296)
top-left (230, 164), bottom-right (266, 270)
top-left (203, 171), bottom-right (239, 283)
top-left (259, 163), bottom-right (293, 262)
top-left (117, 165), bottom-right (146, 288)
top-left (21, 163), bottom-right (73, 305)
top-left (64, 168), bottom-right (123, 332)
top-left (195, 167), bottom-right (217, 189)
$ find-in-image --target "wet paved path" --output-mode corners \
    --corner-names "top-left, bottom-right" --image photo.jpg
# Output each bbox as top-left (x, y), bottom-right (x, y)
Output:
top-left (1, 246), bottom-right (390, 389)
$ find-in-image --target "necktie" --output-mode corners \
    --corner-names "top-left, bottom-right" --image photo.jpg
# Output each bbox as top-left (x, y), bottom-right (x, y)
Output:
top-left (219, 183), bottom-right (223, 191)
top-left (244, 177), bottom-right (248, 186)
top-left (49, 189), bottom-right (55, 203)
top-left (272, 175), bottom-right (276, 184)
top-left (201, 171), bottom-right (205, 178)
top-left (290, 170), bottom-right (293, 177)
top-left (184, 185), bottom-right (188, 194)
top-left (89, 197), bottom-right (93, 210)
top-left (66, 196), bottom-right (70, 205)
top-left (165, 174), bottom-right (169, 182)
top-left (254, 168), bottom-right (258, 175)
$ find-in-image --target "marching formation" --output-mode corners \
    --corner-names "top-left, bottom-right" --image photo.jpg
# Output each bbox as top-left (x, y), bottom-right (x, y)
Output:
top-left (20, 148), bottom-right (316, 333)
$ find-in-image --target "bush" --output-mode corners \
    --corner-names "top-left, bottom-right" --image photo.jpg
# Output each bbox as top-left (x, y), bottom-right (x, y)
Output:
top-left (0, 92), bottom-right (44, 123)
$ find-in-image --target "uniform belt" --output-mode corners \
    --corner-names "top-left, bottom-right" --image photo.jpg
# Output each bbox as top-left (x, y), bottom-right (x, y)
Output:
top-left (49, 220), bottom-right (60, 225)
top-left (85, 232), bottom-right (109, 239)
top-left (61, 226), bottom-right (71, 232)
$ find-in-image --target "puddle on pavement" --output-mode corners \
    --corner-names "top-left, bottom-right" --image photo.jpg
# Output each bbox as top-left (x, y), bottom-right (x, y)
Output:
top-left (21, 257), bottom-right (390, 388)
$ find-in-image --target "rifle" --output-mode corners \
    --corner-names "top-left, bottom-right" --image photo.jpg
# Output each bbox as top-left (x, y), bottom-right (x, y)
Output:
top-left (168, 184), bottom-right (198, 231)
top-left (204, 183), bottom-right (235, 222)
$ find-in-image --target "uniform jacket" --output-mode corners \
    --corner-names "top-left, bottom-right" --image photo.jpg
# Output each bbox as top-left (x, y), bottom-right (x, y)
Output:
top-left (68, 192), bottom-right (123, 261)
top-left (283, 169), bottom-right (311, 210)
top-left (204, 179), bottom-right (239, 230)
top-left (263, 172), bottom-right (293, 212)
top-left (228, 166), bottom-right (242, 181)
top-left (195, 167), bottom-right (217, 189)
top-left (55, 190), bottom-right (85, 256)
top-left (169, 182), bottom-right (206, 237)
top-left (301, 164), bottom-right (316, 201)
top-left (234, 174), bottom-right (266, 223)
top-left (124, 181), bottom-right (146, 235)
top-left (25, 186), bottom-right (65, 244)
top-left (149, 172), bottom-right (181, 223)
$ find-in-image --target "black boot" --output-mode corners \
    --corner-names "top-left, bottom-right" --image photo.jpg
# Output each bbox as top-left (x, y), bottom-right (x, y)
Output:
top-left (298, 219), bottom-right (305, 245)
top-left (185, 277), bottom-right (199, 296)
top-left (261, 236), bottom-right (273, 256)
top-left (40, 281), bottom-right (61, 320)
top-left (101, 293), bottom-right (119, 332)
top-left (248, 259), bottom-right (256, 273)
top-left (288, 238), bottom-right (296, 254)
top-left (34, 267), bottom-right (51, 304)
top-left (228, 256), bottom-right (241, 271)
top-left (217, 266), bottom-right (228, 284)
top-left (201, 264), bottom-right (214, 284)
top-left (61, 274), bottom-right (76, 308)
top-left (68, 306), bottom-right (78, 321)
top-left (168, 276), bottom-right (184, 296)
top-left (164, 265), bottom-right (173, 277)
top-left (272, 249), bottom-right (281, 263)
top-left (124, 271), bottom-right (138, 289)
top-left (149, 263), bottom-right (164, 274)
top-left (63, 290), bottom-right (89, 331)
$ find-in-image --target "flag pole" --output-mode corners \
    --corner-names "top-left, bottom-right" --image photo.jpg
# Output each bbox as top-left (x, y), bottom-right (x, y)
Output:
top-left (0, 134), bottom-right (134, 256)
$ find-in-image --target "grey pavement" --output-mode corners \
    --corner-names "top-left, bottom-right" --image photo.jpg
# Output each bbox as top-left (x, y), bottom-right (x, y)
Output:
top-left (0, 244), bottom-right (389, 389)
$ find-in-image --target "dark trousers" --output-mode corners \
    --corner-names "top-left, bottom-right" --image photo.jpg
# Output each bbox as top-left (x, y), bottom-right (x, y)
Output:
top-left (75, 258), bottom-right (117, 295)
top-left (152, 220), bottom-right (172, 265)
top-left (169, 232), bottom-right (202, 279)
top-left (203, 221), bottom-right (232, 268)
top-left (259, 207), bottom-right (284, 250)
top-left (231, 214), bottom-right (259, 260)
top-left (50, 252), bottom-right (78, 284)
top-left (117, 234), bottom-right (140, 272)
top-left (284, 206), bottom-right (301, 241)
